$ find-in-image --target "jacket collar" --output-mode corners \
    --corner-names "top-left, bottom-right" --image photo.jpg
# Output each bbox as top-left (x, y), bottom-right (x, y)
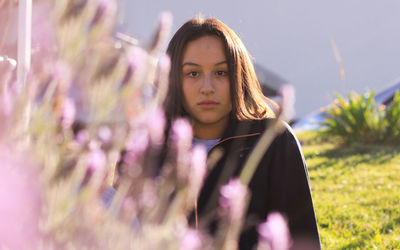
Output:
top-left (205, 118), bottom-right (272, 154)
top-left (220, 118), bottom-right (272, 140)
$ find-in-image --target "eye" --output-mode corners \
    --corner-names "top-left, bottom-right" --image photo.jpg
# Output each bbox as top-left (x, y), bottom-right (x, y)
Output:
top-left (216, 70), bottom-right (228, 76)
top-left (187, 71), bottom-right (199, 78)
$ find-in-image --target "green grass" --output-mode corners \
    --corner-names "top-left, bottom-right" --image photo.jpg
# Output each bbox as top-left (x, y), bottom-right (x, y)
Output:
top-left (297, 131), bottom-right (400, 249)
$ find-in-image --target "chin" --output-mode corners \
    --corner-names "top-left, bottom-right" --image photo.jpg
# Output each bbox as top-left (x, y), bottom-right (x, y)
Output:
top-left (197, 116), bottom-right (226, 125)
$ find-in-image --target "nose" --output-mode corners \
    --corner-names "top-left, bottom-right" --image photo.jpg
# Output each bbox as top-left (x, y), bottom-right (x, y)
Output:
top-left (200, 74), bottom-right (215, 95)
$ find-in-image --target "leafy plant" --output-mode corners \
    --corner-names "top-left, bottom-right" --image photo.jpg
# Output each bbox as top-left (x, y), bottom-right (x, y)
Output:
top-left (383, 90), bottom-right (400, 141)
top-left (320, 90), bottom-right (399, 145)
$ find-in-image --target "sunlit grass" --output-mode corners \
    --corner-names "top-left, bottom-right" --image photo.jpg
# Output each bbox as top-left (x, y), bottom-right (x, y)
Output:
top-left (297, 131), bottom-right (400, 249)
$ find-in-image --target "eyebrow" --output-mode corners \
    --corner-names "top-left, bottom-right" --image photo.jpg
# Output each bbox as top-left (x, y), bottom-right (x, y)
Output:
top-left (182, 61), bottom-right (228, 67)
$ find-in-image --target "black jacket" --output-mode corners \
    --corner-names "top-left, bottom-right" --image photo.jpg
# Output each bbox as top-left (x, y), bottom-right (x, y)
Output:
top-left (196, 118), bottom-right (321, 250)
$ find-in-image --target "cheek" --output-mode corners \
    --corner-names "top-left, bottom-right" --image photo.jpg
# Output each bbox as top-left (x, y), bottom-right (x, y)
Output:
top-left (182, 82), bottom-right (191, 100)
top-left (221, 81), bottom-right (232, 107)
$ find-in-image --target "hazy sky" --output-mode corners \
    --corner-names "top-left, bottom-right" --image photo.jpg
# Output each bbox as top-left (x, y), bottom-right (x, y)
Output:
top-left (118, 0), bottom-right (400, 118)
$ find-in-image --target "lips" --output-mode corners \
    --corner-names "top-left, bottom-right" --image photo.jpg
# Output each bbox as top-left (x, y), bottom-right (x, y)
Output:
top-left (198, 100), bottom-right (219, 108)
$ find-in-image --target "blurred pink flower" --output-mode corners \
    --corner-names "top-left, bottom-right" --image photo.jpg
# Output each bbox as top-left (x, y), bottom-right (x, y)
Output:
top-left (158, 54), bottom-right (171, 73)
top-left (124, 129), bottom-right (149, 165)
top-left (219, 179), bottom-right (248, 221)
top-left (121, 46), bottom-right (147, 86)
top-left (75, 129), bottom-right (90, 145)
top-left (172, 118), bottom-right (193, 180)
top-left (0, 55), bottom-right (16, 89)
top-left (189, 145), bottom-right (207, 198)
top-left (0, 148), bottom-right (41, 249)
top-left (60, 97), bottom-right (76, 130)
top-left (87, 148), bottom-right (106, 172)
top-left (137, 180), bottom-right (157, 209)
top-left (154, 54), bottom-right (171, 104)
top-left (53, 61), bottom-right (72, 95)
top-left (81, 147), bottom-right (106, 188)
top-left (154, 54), bottom-right (171, 87)
top-left (147, 107), bottom-right (165, 145)
top-left (172, 118), bottom-right (193, 151)
top-left (258, 212), bottom-right (291, 250)
top-left (179, 229), bottom-right (202, 250)
top-left (149, 12), bottom-right (173, 54)
top-left (98, 125), bottom-right (112, 144)
top-left (0, 56), bottom-right (16, 118)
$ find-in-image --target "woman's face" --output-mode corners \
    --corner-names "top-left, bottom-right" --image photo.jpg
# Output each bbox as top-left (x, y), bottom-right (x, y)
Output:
top-left (181, 35), bottom-right (232, 139)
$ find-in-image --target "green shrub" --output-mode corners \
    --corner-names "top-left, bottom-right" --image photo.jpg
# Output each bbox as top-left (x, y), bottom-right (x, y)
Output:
top-left (320, 90), bottom-right (399, 145)
top-left (383, 91), bottom-right (400, 141)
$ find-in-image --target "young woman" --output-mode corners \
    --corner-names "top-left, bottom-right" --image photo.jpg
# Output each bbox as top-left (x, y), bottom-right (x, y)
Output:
top-left (164, 17), bottom-right (321, 249)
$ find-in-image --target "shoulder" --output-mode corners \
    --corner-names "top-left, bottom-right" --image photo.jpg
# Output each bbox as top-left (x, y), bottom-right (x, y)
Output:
top-left (225, 118), bottom-right (273, 137)
top-left (248, 118), bottom-right (304, 160)
top-left (278, 122), bottom-right (303, 152)
top-left (221, 118), bottom-right (302, 154)
top-left (275, 120), bottom-right (301, 146)
top-left (238, 118), bottom-right (298, 141)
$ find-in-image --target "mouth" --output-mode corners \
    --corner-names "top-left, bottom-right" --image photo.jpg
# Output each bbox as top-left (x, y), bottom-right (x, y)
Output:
top-left (198, 100), bottom-right (219, 108)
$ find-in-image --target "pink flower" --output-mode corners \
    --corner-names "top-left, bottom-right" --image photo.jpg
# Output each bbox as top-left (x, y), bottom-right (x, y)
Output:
top-left (53, 61), bottom-right (72, 95)
top-left (0, 56), bottom-right (16, 117)
top-left (154, 54), bottom-right (171, 104)
top-left (60, 97), bottom-right (76, 130)
top-left (98, 126), bottom-right (112, 144)
top-left (121, 47), bottom-right (147, 86)
top-left (0, 55), bottom-right (16, 90)
top-left (124, 129), bottom-right (149, 165)
top-left (87, 148), bottom-right (106, 172)
top-left (154, 54), bottom-right (171, 86)
top-left (75, 129), bottom-right (90, 145)
top-left (149, 12), bottom-right (173, 54)
top-left (157, 54), bottom-right (171, 74)
top-left (189, 145), bottom-right (207, 198)
top-left (81, 148), bottom-right (106, 188)
top-left (172, 118), bottom-right (193, 151)
top-left (219, 179), bottom-right (248, 221)
top-left (179, 229), bottom-right (202, 250)
top-left (172, 118), bottom-right (193, 180)
top-left (137, 180), bottom-right (157, 209)
top-left (258, 212), bottom-right (291, 250)
top-left (146, 107), bottom-right (165, 145)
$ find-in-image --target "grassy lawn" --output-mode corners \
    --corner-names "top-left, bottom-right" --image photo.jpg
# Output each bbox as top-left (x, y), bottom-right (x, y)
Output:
top-left (297, 132), bottom-right (400, 249)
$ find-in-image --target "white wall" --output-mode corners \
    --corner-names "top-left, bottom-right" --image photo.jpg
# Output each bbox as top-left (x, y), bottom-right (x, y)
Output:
top-left (117, 0), bottom-right (400, 118)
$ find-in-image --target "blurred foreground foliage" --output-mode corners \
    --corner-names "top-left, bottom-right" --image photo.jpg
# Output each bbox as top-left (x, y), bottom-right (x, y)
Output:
top-left (0, 0), bottom-right (290, 249)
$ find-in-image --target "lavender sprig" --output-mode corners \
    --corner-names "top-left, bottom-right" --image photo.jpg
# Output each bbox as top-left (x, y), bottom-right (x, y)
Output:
top-left (257, 213), bottom-right (291, 250)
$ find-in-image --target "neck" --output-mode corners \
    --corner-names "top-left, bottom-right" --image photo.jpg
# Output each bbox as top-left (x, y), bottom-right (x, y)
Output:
top-left (192, 118), bottom-right (228, 140)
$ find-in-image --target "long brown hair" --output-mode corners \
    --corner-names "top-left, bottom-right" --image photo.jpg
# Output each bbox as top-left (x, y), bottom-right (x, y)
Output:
top-left (164, 17), bottom-right (276, 124)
